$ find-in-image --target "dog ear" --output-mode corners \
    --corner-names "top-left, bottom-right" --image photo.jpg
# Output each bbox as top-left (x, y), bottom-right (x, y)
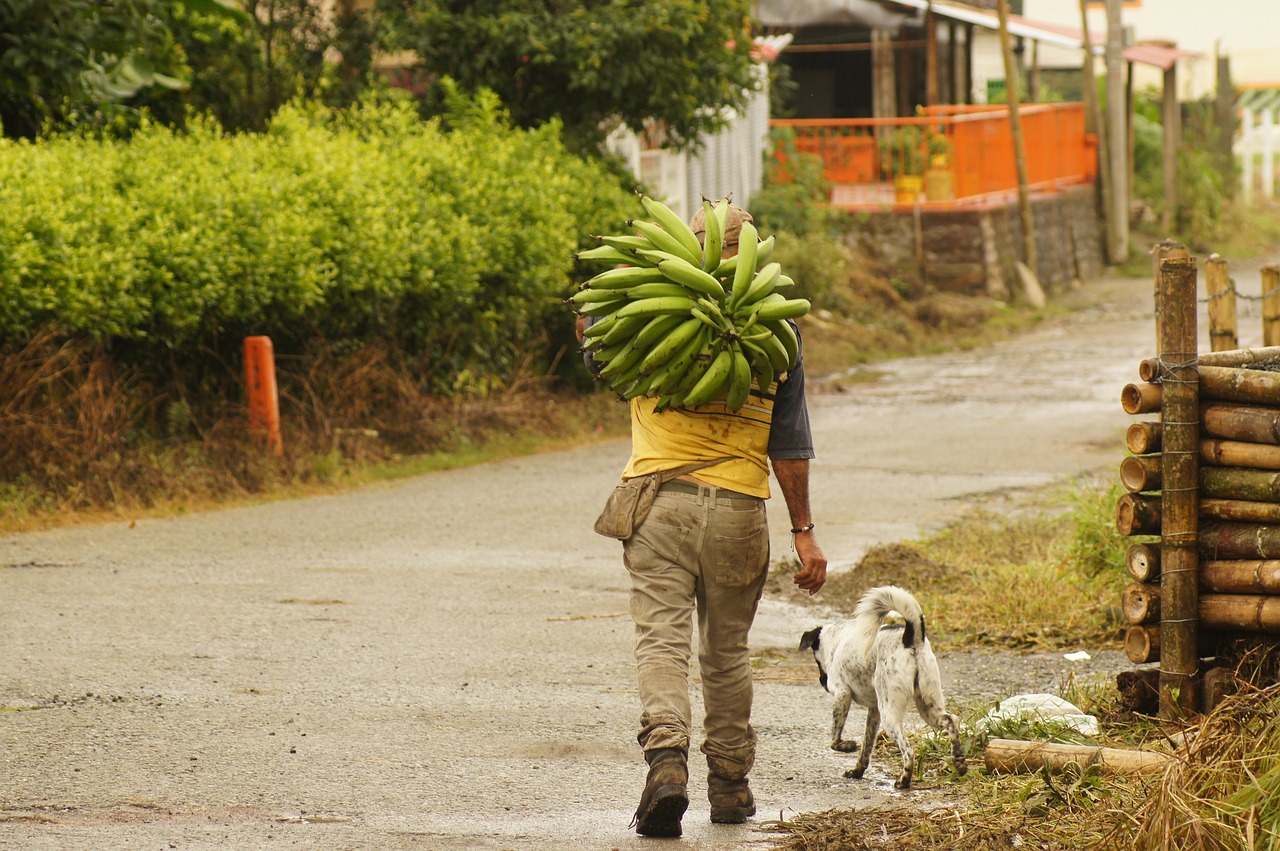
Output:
top-left (799, 627), bottom-right (822, 651)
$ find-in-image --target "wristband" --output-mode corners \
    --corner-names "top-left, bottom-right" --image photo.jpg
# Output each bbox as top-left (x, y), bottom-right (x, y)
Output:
top-left (790, 523), bottom-right (815, 534)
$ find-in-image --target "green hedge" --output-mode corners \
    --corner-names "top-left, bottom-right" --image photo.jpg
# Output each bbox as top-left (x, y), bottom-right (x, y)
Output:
top-left (0, 97), bottom-right (637, 391)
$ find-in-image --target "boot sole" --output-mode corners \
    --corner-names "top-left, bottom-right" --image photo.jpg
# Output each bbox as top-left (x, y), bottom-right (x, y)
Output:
top-left (635, 786), bottom-right (689, 838)
top-left (709, 805), bottom-right (755, 825)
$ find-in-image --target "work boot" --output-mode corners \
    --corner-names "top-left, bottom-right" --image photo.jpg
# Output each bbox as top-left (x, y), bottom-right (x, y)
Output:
top-left (707, 773), bottom-right (755, 824)
top-left (631, 747), bottom-right (689, 838)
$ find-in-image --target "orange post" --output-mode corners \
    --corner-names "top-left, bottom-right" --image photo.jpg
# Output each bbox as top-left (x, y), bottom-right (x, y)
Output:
top-left (244, 336), bottom-right (283, 455)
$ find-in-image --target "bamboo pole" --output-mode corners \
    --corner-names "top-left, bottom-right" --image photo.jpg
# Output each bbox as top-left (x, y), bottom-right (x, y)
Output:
top-left (1151, 241), bottom-right (1189, 349)
top-left (1201, 593), bottom-right (1280, 633)
top-left (1264, 265), bottom-right (1280, 347)
top-left (1121, 454), bottom-right (1162, 492)
top-left (1138, 357), bottom-right (1161, 382)
top-left (1200, 498), bottom-right (1280, 524)
top-left (1201, 403), bottom-right (1280, 445)
top-left (1121, 382), bottom-right (1162, 414)
top-left (1198, 346), bottom-right (1280, 367)
top-left (1117, 492), bottom-right (1161, 535)
top-left (1201, 467), bottom-right (1280, 503)
top-left (1204, 254), bottom-right (1237, 352)
top-left (1123, 582), bottom-right (1161, 624)
top-left (1199, 365), bottom-right (1280, 406)
top-left (985, 739), bottom-right (1170, 775)
top-left (1158, 254), bottom-right (1200, 719)
top-left (1125, 625), bottom-right (1160, 663)
top-left (1201, 438), bottom-right (1280, 470)
top-left (1104, 0), bottom-right (1129, 262)
top-left (1200, 521), bottom-right (1280, 560)
top-left (1201, 560), bottom-right (1280, 594)
top-left (1127, 422), bottom-right (1162, 454)
top-left (1128, 543), bottom-right (1161, 582)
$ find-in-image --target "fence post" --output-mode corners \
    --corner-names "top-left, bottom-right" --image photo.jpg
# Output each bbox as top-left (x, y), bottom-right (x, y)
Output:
top-left (1264, 265), bottom-right (1280, 346)
top-left (1157, 254), bottom-right (1200, 720)
top-left (1264, 108), bottom-right (1276, 202)
top-left (1241, 108), bottom-right (1255, 206)
top-left (1204, 254), bottom-right (1237, 352)
top-left (244, 336), bottom-right (283, 456)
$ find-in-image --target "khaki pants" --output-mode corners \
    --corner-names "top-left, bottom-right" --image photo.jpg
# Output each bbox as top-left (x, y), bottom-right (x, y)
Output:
top-left (623, 483), bottom-right (770, 781)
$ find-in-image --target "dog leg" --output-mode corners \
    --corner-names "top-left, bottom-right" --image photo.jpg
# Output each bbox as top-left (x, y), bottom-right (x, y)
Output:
top-left (916, 698), bottom-right (968, 777)
top-left (880, 704), bottom-right (914, 790)
top-left (844, 706), bottom-right (878, 780)
top-left (830, 689), bottom-right (858, 753)
top-left (921, 701), bottom-right (967, 772)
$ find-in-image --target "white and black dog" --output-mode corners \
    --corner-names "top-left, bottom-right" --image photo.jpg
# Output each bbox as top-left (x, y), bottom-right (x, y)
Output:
top-left (798, 585), bottom-right (967, 789)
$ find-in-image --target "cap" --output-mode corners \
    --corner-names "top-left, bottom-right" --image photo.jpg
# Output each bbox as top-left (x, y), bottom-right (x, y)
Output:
top-left (688, 201), bottom-right (753, 244)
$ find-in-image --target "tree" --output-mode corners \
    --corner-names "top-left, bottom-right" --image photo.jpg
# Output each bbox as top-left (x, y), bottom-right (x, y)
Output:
top-left (0, 0), bottom-right (247, 139)
top-left (375, 0), bottom-right (759, 152)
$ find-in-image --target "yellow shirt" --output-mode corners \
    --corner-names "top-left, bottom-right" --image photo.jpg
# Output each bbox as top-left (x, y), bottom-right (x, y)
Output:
top-left (622, 386), bottom-right (777, 499)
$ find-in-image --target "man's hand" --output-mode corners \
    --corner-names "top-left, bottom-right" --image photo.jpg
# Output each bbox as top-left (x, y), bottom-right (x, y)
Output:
top-left (792, 532), bottom-right (827, 594)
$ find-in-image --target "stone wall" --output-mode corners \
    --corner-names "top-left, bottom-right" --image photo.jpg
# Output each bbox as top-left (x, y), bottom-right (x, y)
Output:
top-left (846, 185), bottom-right (1105, 301)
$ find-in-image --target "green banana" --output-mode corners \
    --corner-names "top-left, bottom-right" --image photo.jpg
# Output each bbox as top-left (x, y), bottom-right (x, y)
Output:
top-left (753, 329), bottom-right (791, 373)
top-left (701, 199), bottom-right (723, 273)
top-left (623, 282), bottom-right (699, 300)
top-left (639, 194), bottom-right (704, 263)
top-left (730, 221), bottom-right (759, 301)
top-left (774, 273), bottom-right (795, 291)
top-left (755, 234), bottom-right (776, 267)
top-left (724, 343), bottom-right (753, 411)
top-left (657, 257), bottom-right (726, 300)
top-left (637, 316), bottom-right (704, 375)
top-left (598, 313), bottom-right (652, 347)
top-left (629, 313), bottom-right (687, 354)
top-left (569, 286), bottom-right (627, 305)
top-left (648, 325), bottom-right (712, 396)
top-left (690, 305), bottom-right (725, 333)
top-left (599, 234), bottom-right (654, 253)
top-left (732, 262), bottom-right (782, 312)
top-left (615, 295), bottom-right (701, 320)
top-left (763, 319), bottom-right (800, 368)
top-left (582, 315), bottom-right (616, 340)
top-left (713, 197), bottom-right (731, 241)
top-left (739, 337), bottom-right (775, 391)
top-left (599, 335), bottom-right (649, 379)
top-left (713, 253), bottom-right (739, 279)
top-left (585, 265), bottom-right (669, 290)
top-left (575, 245), bottom-right (645, 267)
top-left (577, 297), bottom-right (628, 317)
top-left (630, 219), bottom-right (702, 267)
top-left (680, 346), bottom-right (734, 408)
top-left (751, 297), bottom-right (811, 322)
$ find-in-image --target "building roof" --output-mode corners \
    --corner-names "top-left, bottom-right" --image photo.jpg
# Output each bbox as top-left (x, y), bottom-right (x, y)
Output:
top-left (758, 0), bottom-right (1202, 67)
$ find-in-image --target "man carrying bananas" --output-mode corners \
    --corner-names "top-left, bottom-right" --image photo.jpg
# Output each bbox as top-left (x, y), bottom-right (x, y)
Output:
top-left (580, 202), bottom-right (827, 839)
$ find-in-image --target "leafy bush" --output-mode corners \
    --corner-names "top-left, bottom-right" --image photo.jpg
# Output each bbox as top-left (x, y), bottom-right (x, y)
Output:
top-left (0, 95), bottom-right (636, 394)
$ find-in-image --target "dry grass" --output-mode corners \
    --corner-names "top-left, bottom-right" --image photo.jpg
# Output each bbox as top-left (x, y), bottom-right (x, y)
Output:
top-left (0, 334), bottom-right (629, 532)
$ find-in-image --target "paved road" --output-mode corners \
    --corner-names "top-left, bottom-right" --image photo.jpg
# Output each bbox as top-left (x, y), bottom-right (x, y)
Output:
top-left (0, 267), bottom-right (1263, 849)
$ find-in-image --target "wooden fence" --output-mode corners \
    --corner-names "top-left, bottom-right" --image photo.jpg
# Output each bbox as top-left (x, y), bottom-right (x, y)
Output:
top-left (1119, 246), bottom-right (1280, 718)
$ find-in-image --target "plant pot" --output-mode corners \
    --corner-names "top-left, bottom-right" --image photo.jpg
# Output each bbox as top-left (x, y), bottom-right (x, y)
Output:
top-left (893, 175), bottom-right (923, 204)
top-left (924, 169), bottom-right (954, 202)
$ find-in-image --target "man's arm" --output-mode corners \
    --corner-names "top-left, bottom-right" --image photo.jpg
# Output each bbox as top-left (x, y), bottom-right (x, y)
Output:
top-left (772, 458), bottom-right (826, 594)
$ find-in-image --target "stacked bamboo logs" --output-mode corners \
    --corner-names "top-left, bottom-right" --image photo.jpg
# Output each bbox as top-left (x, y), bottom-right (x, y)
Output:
top-left (1120, 248), bottom-right (1280, 717)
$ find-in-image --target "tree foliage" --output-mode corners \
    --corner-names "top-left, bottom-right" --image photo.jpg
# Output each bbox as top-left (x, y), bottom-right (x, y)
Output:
top-left (375, 0), bottom-right (759, 152)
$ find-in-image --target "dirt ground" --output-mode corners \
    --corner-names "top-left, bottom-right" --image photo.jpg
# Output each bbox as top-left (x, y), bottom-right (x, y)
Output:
top-left (0, 265), bottom-right (1269, 849)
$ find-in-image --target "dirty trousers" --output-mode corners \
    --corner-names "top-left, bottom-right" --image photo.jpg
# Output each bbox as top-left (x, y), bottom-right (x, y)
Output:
top-left (623, 482), bottom-right (770, 780)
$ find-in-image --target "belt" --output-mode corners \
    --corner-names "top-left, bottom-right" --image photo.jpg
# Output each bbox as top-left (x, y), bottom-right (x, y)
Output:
top-left (658, 479), bottom-right (761, 503)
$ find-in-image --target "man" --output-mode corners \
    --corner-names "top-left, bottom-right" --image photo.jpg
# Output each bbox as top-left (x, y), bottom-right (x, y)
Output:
top-left (581, 203), bottom-right (826, 838)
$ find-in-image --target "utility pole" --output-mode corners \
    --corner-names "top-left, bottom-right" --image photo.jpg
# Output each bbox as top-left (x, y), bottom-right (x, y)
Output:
top-left (996, 0), bottom-right (1037, 276)
top-left (1105, 0), bottom-right (1129, 262)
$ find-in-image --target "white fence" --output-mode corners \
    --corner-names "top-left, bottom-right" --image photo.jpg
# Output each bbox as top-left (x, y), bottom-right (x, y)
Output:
top-left (1238, 106), bottom-right (1280, 205)
top-left (604, 67), bottom-right (772, 223)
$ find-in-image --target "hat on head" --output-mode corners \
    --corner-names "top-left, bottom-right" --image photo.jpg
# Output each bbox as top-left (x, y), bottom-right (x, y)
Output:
top-left (688, 200), bottom-right (753, 244)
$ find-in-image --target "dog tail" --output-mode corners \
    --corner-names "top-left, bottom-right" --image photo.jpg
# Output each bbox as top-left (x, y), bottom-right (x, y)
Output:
top-left (851, 585), bottom-right (927, 654)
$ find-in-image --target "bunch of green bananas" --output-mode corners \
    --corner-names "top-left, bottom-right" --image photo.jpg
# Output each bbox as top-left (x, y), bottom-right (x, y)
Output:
top-left (569, 195), bottom-right (809, 412)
